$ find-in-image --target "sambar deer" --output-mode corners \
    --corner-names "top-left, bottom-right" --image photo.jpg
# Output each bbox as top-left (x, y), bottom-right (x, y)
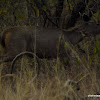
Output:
top-left (0, 21), bottom-right (100, 73)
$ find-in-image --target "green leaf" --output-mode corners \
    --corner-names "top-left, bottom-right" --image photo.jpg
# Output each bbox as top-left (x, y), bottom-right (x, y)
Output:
top-left (16, 13), bottom-right (22, 19)
top-left (96, 41), bottom-right (100, 52)
top-left (78, 74), bottom-right (83, 79)
top-left (42, 6), bottom-right (47, 11)
top-left (64, 42), bottom-right (69, 51)
top-left (92, 12), bottom-right (99, 23)
top-left (64, 57), bottom-right (68, 63)
top-left (77, 58), bottom-right (80, 65)
top-left (64, 42), bottom-right (69, 48)
top-left (83, 41), bottom-right (88, 51)
top-left (93, 48), bottom-right (97, 54)
top-left (89, 58), bottom-right (92, 67)
top-left (82, 33), bottom-right (85, 37)
top-left (0, 9), bottom-right (2, 14)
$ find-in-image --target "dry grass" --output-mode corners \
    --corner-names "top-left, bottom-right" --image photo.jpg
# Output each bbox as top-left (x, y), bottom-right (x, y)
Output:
top-left (0, 38), bottom-right (100, 100)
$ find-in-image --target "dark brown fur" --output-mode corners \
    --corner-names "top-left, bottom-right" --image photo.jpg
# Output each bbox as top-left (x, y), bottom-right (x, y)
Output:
top-left (1, 21), bottom-right (100, 62)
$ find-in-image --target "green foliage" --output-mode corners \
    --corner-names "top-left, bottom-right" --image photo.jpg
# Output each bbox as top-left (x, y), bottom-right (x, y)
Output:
top-left (47, 0), bottom-right (54, 6)
top-left (93, 48), bottom-right (97, 54)
top-left (81, 32), bottom-right (86, 37)
top-left (88, 57), bottom-right (92, 67)
top-left (16, 13), bottom-right (22, 20)
top-left (52, 0), bottom-right (58, 4)
top-left (78, 73), bottom-right (83, 79)
top-left (0, 7), bottom-right (8, 15)
top-left (0, 9), bottom-right (2, 14)
top-left (93, 41), bottom-right (100, 54)
top-left (77, 57), bottom-right (80, 65)
top-left (0, 0), bottom-right (28, 26)
top-left (82, 39), bottom-right (100, 67)
top-left (92, 41), bottom-right (100, 62)
top-left (56, 57), bottom-right (60, 72)
top-left (83, 41), bottom-right (89, 51)
top-left (64, 57), bottom-right (68, 64)
top-left (42, 5), bottom-right (47, 11)
top-left (92, 12), bottom-right (99, 23)
top-left (64, 42), bottom-right (69, 51)
top-left (88, 41), bottom-right (100, 65)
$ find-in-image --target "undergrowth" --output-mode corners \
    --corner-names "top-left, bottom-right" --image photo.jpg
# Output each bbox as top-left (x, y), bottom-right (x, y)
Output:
top-left (0, 37), bottom-right (100, 100)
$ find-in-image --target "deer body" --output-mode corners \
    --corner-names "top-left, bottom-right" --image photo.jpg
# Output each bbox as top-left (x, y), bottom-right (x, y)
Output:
top-left (1, 21), bottom-right (100, 63)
